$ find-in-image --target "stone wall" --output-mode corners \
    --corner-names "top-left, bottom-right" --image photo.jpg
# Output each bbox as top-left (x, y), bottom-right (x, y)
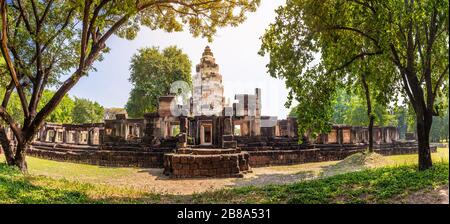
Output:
top-left (26, 141), bottom-right (437, 172)
top-left (248, 149), bottom-right (359, 167)
top-left (28, 143), bottom-right (167, 168)
top-left (163, 152), bottom-right (250, 178)
top-left (248, 143), bottom-right (437, 167)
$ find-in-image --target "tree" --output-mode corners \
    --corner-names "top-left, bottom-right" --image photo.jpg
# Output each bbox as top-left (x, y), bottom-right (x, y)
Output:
top-left (0, 0), bottom-right (260, 172)
top-left (0, 87), bottom-right (74, 124)
top-left (72, 97), bottom-right (104, 124)
top-left (430, 94), bottom-right (449, 142)
top-left (260, 0), bottom-right (448, 170)
top-left (125, 46), bottom-right (192, 118)
top-left (260, 0), bottom-right (396, 151)
top-left (40, 90), bottom-right (75, 124)
top-left (331, 89), bottom-right (396, 127)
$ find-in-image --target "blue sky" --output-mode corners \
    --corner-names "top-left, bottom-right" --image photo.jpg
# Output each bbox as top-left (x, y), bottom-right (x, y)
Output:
top-left (68, 0), bottom-right (292, 119)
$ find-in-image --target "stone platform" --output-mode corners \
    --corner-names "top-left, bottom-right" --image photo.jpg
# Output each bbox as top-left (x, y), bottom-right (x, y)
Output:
top-left (163, 148), bottom-right (251, 178)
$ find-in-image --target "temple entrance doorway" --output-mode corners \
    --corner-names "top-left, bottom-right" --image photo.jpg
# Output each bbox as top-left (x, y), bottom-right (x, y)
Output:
top-left (200, 124), bottom-right (212, 145)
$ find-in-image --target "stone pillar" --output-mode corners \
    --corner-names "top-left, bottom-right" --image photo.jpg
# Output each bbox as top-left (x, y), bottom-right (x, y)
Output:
top-left (177, 116), bottom-right (188, 148)
top-left (179, 116), bottom-right (188, 134)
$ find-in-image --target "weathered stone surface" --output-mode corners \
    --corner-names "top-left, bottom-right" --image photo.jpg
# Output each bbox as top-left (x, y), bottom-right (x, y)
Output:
top-left (163, 150), bottom-right (251, 178)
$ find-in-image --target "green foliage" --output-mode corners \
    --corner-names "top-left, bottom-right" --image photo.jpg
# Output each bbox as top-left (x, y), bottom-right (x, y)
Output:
top-left (39, 90), bottom-right (75, 124)
top-left (259, 0), bottom-right (395, 140)
top-left (125, 46), bottom-right (192, 118)
top-left (0, 88), bottom-right (75, 124)
top-left (0, 86), bottom-right (104, 124)
top-left (191, 163), bottom-right (449, 204)
top-left (259, 0), bottom-right (448, 146)
top-left (393, 96), bottom-right (448, 142)
top-left (289, 89), bottom-right (398, 127)
top-left (72, 98), bottom-right (104, 124)
top-left (430, 94), bottom-right (449, 142)
top-left (3, 0), bottom-right (261, 89)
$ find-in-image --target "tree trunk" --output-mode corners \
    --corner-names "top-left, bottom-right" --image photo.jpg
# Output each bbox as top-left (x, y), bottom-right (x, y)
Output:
top-left (13, 144), bottom-right (28, 173)
top-left (368, 114), bottom-right (374, 152)
top-left (0, 126), bottom-right (29, 172)
top-left (361, 72), bottom-right (374, 152)
top-left (0, 126), bottom-right (15, 165)
top-left (416, 112), bottom-right (433, 170)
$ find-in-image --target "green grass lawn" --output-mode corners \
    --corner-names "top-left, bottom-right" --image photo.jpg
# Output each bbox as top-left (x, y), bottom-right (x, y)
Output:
top-left (387, 147), bottom-right (449, 166)
top-left (0, 161), bottom-right (447, 204)
top-left (189, 163), bottom-right (449, 204)
top-left (0, 148), bottom-right (448, 204)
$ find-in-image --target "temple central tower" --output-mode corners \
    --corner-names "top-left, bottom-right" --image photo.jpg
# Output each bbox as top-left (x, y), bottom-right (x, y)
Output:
top-left (192, 46), bottom-right (225, 116)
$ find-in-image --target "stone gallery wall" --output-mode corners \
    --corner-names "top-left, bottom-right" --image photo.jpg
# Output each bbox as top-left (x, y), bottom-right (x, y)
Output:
top-left (28, 143), bottom-right (167, 168)
top-left (248, 143), bottom-right (437, 167)
top-left (27, 141), bottom-right (435, 171)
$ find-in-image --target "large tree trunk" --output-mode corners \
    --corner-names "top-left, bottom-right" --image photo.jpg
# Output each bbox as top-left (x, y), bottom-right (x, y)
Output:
top-left (416, 112), bottom-right (433, 170)
top-left (13, 143), bottom-right (28, 173)
top-left (0, 127), bottom-right (14, 165)
top-left (0, 126), bottom-right (30, 172)
top-left (367, 115), bottom-right (374, 152)
top-left (361, 72), bottom-right (374, 152)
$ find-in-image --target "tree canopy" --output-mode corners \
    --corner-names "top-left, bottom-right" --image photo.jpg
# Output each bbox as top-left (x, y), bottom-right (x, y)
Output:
top-left (0, 86), bottom-right (104, 125)
top-left (72, 97), bottom-right (104, 124)
top-left (125, 46), bottom-right (192, 118)
top-left (0, 0), bottom-right (260, 171)
top-left (289, 89), bottom-right (397, 126)
top-left (260, 0), bottom-right (448, 169)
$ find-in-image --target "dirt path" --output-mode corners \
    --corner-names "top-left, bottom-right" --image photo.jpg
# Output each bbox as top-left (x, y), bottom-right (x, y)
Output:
top-left (94, 161), bottom-right (338, 195)
top-left (30, 159), bottom-right (338, 195)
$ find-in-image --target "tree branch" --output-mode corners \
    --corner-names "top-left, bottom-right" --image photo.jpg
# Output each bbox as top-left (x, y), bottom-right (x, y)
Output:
top-left (390, 43), bottom-right (417, 107)
top-left (0, 106), bottom-right (23, 142)
top-left (346, 0), bottom-right (376, 14)
top-left (0, 0), bottom-right (30, 118)
top-left (79, 0), bottom-right (92, 69)
top-left (16, 0), bottom-right (34, 34)
top-left (431, 64), bottom-right (449, 105)
top-left (1, 81), bottom-right (14, 108)
top-left (39, 0), bottom-right (54, 25)
top-left (29, 7), bottom-right (75, 65)
top-left (327, 50), bottom-right (382, 75)
top-left (324, 25), bottom-right (380, 48)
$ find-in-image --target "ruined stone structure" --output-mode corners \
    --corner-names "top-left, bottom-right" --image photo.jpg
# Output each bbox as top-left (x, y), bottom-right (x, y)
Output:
top-left (36, 123), bottom-right (104, 145)
top-left (193, 46), bottom-right (225, 116)
top-left (1, 46), bottom-right (430, 179)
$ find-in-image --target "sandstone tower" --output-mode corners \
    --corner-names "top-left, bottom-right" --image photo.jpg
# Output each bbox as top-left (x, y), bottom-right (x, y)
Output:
top-left (192, 46), bottom-right (225, 116)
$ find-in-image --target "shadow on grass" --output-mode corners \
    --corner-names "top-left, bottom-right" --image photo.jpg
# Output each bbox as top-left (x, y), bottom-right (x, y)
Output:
top-left (0, 163), bottom-right (95, 204)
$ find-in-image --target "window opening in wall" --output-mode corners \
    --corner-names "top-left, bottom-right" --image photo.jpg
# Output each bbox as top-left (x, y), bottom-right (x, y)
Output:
top-left (234, 125), bottom-right (241, 136)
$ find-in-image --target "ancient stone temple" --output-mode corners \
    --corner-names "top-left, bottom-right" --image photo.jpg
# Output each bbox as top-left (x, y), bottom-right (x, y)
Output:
top-left (192, 46), bottom-right (225, 116)
top-left (11, 45), bottom-right (429, 180)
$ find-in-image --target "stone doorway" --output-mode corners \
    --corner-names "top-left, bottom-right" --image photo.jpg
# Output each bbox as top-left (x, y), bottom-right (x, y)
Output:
top-left (200, 124), bottom-right (212, 145)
